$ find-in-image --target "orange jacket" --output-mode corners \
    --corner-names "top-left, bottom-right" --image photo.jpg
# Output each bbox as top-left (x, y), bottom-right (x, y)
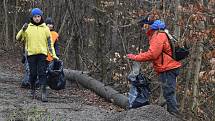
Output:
top-left (131, 30), bottom-right (181, 73)
top-left (47, 31), bottom-right (59, 61)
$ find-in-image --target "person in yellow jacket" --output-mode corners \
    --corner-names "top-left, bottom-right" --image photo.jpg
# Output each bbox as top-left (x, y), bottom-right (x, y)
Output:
top-left (16, 8), bottom-right (58, 102)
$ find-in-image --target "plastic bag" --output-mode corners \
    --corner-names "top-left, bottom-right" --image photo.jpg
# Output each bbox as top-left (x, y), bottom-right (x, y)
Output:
top-left (127, 62), bottom-right (151, 109)
top-left (128, 73), bottom-right (151, 109)
top-left (47, 60), bottom-right (66, 90)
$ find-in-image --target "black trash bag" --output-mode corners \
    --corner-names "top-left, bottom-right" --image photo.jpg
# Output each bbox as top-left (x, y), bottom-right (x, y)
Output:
top-left (128, 73), bottom-right (151, 109)
top-left (47, 60), bottom-right (66, 90)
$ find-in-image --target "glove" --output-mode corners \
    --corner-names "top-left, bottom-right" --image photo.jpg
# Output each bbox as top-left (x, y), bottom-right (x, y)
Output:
top-left (21, 55), bottom-right (26, 64)
top-left (53, 56), bottom-right (59, 60)
top-left (127, 54), bottom-right (136, 60)
top-left (22, 23), bottom-right (28, 31)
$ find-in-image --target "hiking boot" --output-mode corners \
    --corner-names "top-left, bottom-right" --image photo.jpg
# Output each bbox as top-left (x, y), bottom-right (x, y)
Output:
top-left (41, 85), bottom-right (48, 102)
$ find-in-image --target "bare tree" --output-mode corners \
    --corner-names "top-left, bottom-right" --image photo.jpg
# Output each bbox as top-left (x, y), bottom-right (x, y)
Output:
top-left (1, 1), bottom-right (214, 119)
top-left (173, 0), bottom-right (181, 39)
top-left (192, 18), bottom-right (205, 115)
top-left (3, 0), bottom-right (9, 49)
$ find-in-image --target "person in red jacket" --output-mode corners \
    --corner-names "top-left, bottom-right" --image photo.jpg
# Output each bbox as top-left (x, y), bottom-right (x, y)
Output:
top-left (127, 19), bottom-right (181, 115)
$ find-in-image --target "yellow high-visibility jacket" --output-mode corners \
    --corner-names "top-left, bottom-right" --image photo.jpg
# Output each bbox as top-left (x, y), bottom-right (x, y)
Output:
top-left (16, 23), bottom-right (57, 59)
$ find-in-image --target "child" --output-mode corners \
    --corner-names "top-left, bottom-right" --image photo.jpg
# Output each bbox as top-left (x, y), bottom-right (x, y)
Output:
top-left (45, 17), bottom-right (60, 61)
top-left (16, 8), bottom-right (58, 102)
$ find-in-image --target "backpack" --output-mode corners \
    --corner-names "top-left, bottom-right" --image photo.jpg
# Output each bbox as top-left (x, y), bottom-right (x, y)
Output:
top-left (161, 29), bottom-right (189, 61)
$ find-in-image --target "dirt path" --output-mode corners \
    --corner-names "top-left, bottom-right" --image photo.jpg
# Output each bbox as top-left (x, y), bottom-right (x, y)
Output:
top-left (0, 51), bottom-right (181, 121)
top-left (0, 80), bottom-right (114, 121)
top-left (0, 51), bottom-right (121, 121)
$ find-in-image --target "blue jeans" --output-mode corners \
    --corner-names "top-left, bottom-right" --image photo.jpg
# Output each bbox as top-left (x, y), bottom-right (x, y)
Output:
top-left (159, 68), bottom-right (180, 113)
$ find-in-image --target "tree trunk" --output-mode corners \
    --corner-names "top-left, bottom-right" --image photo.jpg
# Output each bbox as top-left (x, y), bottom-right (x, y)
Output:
top-left (3, 0), bottom-right (9, 49)
top-left (192, 21), bottom-right (205, 113)
top-left (112, 0), bottom-right (119, 49)
top-left (94, 0), bottom-right (107, 83)
top-left (73, 34), bottom-right (81, 70)
top-left (64, 69), bottom-right (128, 108)
top-left (51, 0), bottom-right (56, 19)
top-left (13, 1), bottom-right (18, 44)
top-left (180, 43), bottom-right (196, 111)
top-left (192, 40), bottom-right (203, 112)
top-left (58, 9), bottom-right (68, 35)
top-left (191, 1), bottom-right (205, 115)
top-left (173, 0), bottom-right (181, 39)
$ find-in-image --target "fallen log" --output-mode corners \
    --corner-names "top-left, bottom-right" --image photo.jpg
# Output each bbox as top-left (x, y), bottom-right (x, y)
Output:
top-left (64, 69), bottom-right (128, 109)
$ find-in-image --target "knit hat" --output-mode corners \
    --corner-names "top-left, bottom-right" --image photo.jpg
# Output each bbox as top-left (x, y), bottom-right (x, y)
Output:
top-left (150, 20), bottom-right (166, 30)
top-left (31, 8), bottom-right (43, 16)
top-left (45, 17), bottom-right (54, 25)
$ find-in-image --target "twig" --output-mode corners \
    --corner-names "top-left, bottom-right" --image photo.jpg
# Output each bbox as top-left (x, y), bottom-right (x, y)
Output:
top-left (116, 27), bottom-right (131, 71)
top-left (181, 14), bottom-right (193, 40)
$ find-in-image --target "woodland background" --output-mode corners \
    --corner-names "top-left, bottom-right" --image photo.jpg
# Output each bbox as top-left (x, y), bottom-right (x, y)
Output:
top-left (0, 0), bottom-right (214, 120)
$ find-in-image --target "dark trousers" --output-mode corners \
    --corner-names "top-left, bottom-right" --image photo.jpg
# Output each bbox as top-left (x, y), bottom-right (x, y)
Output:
top-left (27, 54), bottom-right (48, 87)
top-left (159, 68), bottom-right (180, 113)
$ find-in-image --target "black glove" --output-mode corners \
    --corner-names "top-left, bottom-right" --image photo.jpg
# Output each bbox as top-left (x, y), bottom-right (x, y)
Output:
top-left (22, 23), bottom-right (28, 31)
top-left (21, 55), bottom-right (26, 64)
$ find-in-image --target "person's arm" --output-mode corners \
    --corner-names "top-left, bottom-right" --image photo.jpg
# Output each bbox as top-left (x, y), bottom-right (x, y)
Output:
top-left (54, 41), bottom-right (60, 57)
top-left (47, 36), bottom-right (58, 59)
top-left (127, 33), bottom-right (165, 62)
top-left (16, 23), bottom-right (28, 41)
top-left (16, 30), bottom-right (27, 41)
top-left (46, 27), bottom-right (58, 59)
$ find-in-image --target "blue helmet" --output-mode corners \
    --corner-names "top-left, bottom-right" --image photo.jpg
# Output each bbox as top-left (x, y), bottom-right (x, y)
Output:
top-left (31, 8), bottom-right (43, 16)
top-left (150, 20), bottom-right (166, 30)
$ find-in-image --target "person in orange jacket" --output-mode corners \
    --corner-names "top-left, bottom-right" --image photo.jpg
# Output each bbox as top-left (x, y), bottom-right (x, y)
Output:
top-left (127, 19), bottom-right (181, 115)
top-left (45, 17), bottom-right (60, 62)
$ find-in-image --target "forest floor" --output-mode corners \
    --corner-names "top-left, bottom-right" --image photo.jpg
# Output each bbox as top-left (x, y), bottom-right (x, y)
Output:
top-left (0, 50), bottom-right (123, 121)
top-left (0, 49), bottom-right (180, 121)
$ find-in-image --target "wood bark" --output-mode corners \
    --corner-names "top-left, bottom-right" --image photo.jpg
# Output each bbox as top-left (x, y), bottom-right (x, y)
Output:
top-left (173, 0), bottom-right (181, 39)
top-left (94, 0), bottom-right (108, 83)
top-left (73, 34), bottom-right (81, 70)
top-left (13, 1), bottom-right (18, 44)
top-left (191, 21), bottom-right (205, 112)
top-left (3, 0), bottom-right (9, 49)
top-left (64, 69), bottom-right (128, 108)
top-left (180, 43), bottom-right (196, 111)
top-left (58, 9), bottom-right (68, 35)
top-left (112, 0), bottom-right (119, 49)
top-left (191, 41), bottom-right (203, 112)
top-left (191, 1), bottom-right (205, 114)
